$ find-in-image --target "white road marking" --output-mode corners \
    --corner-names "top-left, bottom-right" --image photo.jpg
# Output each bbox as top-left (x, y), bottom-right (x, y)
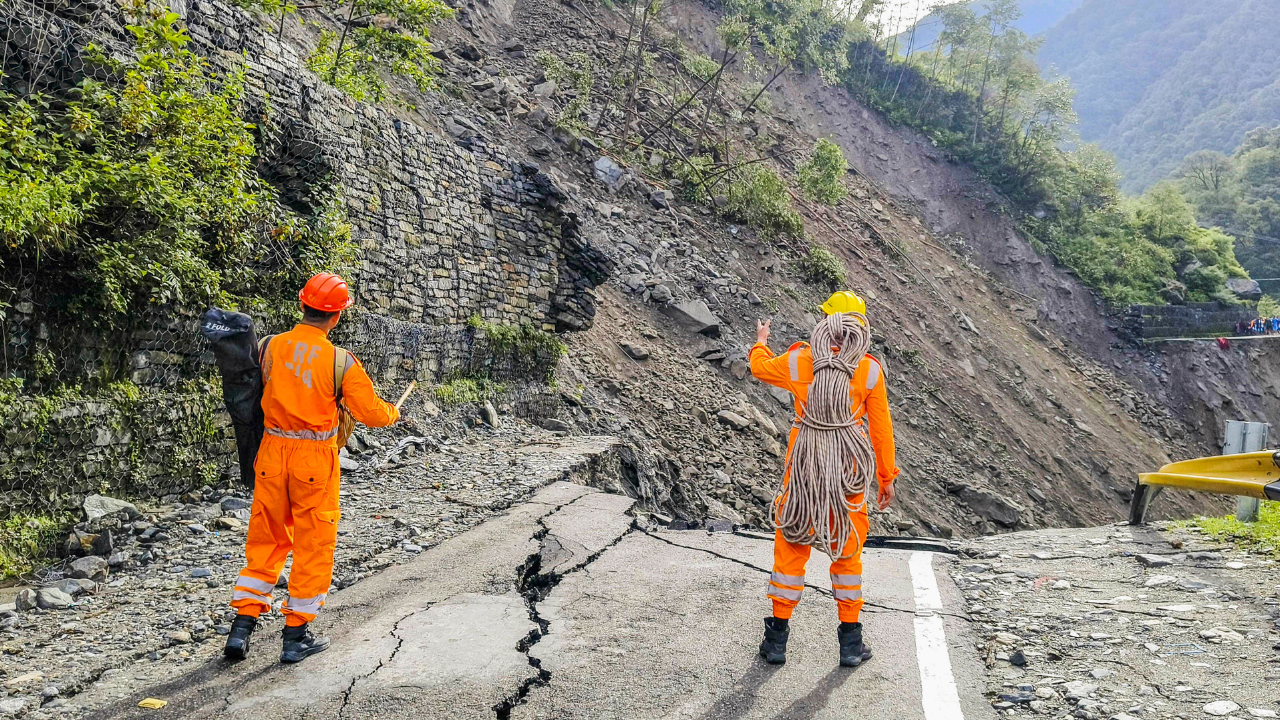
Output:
top-left (910, 552), bottom-right (965, 720)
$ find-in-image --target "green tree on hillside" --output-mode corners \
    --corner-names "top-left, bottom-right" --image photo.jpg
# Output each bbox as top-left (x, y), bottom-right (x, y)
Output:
top-left (234, 0), bottom-right (453, 103)
top-left (1176, 125), bottom-right (1280, 283)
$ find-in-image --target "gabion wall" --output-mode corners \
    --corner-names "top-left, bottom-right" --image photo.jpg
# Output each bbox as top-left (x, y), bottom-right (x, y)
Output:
top-left (0, 0), bottom-right (613, 513)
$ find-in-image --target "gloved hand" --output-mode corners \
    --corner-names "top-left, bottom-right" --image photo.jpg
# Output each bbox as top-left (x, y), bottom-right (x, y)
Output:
top-left (877, 481), bottom-right (895, 511)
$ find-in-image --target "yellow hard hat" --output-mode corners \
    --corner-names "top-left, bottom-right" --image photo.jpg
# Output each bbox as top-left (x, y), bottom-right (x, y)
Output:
top-left (820, 290), bottom-right (866, 316)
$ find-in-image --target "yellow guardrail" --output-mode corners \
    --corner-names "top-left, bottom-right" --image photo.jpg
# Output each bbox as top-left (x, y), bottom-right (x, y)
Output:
top-left (1131, 451), bottom-right (1280, 523)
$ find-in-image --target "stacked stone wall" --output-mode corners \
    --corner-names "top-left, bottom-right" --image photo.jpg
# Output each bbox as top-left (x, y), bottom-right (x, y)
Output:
top-left (0, 0), bottom-right (612, 513)
top-left (1123, 303), bottom-right (1258, 340)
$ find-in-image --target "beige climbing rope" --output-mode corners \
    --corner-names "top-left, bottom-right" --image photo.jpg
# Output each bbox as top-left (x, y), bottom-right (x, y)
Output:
top-left (772, 312), bottom-right (877, 560)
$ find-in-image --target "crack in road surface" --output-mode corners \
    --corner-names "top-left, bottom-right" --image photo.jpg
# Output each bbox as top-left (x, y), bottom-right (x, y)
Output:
top-left (638, 527), bottom-right (972, 620)
top-left (493, 494), bottom-right (638, 719)
top-left (338, 603), bottom-right (431, 718)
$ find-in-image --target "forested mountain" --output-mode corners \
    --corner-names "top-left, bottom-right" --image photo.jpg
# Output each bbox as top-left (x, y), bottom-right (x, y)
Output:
top-left (1176, 127), bottom-right (1280, 283)
top-left (1039, 0), bottom-right (1280, 193)
top-left (893, 0), bottom-right (1081, 56)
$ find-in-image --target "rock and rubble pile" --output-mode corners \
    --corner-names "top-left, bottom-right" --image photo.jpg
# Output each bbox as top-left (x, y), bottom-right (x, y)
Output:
top-left (0, 422), bottom-right (621, 718)
top-left (955, 524), bottom-right (1280, 720)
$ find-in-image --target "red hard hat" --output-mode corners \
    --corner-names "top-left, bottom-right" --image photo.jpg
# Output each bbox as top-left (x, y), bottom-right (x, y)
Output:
top-left (299, 272), bottom-right (354, 312)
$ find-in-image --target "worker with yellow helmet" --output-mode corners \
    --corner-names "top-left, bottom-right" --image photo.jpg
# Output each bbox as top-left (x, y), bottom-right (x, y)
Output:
top-left (748, 289), bottom-right (900, 666)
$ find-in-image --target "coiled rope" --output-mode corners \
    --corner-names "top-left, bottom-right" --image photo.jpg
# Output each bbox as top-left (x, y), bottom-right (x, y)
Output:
top-left (771, 312), bottom-right (877, 560)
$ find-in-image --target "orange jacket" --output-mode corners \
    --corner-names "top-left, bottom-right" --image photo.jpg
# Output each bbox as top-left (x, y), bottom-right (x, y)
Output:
top-left (261, 324), bottom-right (399, 442)
top-left (749, 341), bottom-right (899, 486)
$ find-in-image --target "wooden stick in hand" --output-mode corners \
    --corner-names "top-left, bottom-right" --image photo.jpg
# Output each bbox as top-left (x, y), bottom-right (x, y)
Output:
top-left (395, 381), bottom-right (417, 411)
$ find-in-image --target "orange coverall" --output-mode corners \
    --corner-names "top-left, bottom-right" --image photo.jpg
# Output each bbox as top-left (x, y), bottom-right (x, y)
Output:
top-left (231, 324), bottom-right (398, 626)
top-left (749, 341), bottom-right (899, 623)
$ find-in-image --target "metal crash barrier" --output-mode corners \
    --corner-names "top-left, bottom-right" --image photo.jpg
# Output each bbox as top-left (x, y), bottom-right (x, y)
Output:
top-left (1130, 449), bottom-right (1280, 524)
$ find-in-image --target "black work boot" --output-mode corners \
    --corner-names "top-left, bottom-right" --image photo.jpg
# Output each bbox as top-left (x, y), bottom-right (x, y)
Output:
top-left (759, 617), bottom-right (790, 665)
top-left (280, 623), bottom-right (331, 664)
top-left (838, 622), bottom-right (873, 667)
top-left (223, 614), bottom-right (257, 661)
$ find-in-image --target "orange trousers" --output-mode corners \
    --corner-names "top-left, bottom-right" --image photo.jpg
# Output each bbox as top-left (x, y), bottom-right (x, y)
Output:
top-left (767, 504), bottom-right (868, 623)
top-left (230, 434), bottom-right (341, 626)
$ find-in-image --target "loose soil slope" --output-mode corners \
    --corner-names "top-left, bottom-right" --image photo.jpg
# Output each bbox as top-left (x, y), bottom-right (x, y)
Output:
top-left (409, 0), bottom-right (1238, 537)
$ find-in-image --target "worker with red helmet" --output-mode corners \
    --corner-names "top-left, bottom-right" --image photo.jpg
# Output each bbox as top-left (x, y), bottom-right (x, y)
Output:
top-left (224, 273), bottom-right (400, 664)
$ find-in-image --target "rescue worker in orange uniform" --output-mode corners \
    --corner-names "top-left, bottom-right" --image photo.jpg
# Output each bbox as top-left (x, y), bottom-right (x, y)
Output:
top-left (749, 290), bottom-right (899, 666)
top-left (224, 273), bottom-right (400, 664)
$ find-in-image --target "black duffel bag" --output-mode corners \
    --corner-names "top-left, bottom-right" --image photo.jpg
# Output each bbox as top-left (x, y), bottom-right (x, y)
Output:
top-left (200, 308), bottom-right (265, 486)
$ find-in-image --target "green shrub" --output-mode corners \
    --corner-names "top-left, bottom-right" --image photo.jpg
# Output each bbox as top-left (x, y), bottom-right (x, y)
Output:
top-left (301, 0), bottom-right (452, 104)
top-left (682, 52), bottom-right (721, 82)
top-left (724, 165), bottom-right (804, 237)
top-left (0, 9), bottom-right (354, 337)
top-left (672, 155), bottom-right (716, 203)
top-left (797, 246), bottom-right (847, 288)
top-left (1258, 295), bottom-right (1280, 316)
top-left (1181, 501), bottom-right (1280, 556)
top-left (433, 377), bottom-right (506, 405)
top-left (739, 83), bottom-right (772, 113)
top-left (0, 513), bottom-right (71, 579)
top-left (467, 316), bottom-right (566, 383)
top-left (536, 51), bottom-right (594, 130)
top-left (798, 138), bottom-right (847, 205)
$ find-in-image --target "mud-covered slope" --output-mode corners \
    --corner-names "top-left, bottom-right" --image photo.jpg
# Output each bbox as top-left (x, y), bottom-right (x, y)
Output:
top-left (399, 0), bottom-right (1245, 537)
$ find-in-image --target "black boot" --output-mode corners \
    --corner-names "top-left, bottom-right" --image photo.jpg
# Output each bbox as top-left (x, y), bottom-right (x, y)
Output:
top-left (759, 617), bottom-right (789, 665)
top-left (280, 623), bottom-right (331, 664)
top-left (838, 622), bottom-right (872, 667)
top-left (223, 615), bottom-right (257, 661)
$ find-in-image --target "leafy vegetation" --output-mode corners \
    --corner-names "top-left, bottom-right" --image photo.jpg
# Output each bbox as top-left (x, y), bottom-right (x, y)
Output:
top-left (1175, 126), bottom-right (1280, 286)
top-left (433, 377), bottom-right (506, 405)
top-left (798, 138), bottom-right (848, 205)
top-left (466, 316), bottom-right (567, 383)
top-left (723, 164), bottom-right (804, 237)
top-left (829, 0), bottom-right (1248, 307)
top-left (0, 6), bottom-right (354, 386)
top-left (1047, 183), bottom-right (1246, 305)
top-left (797, 246), bottom-right (847, 288)
top-left (535, 51), bottom-right (594, 130)
top-left (0, 512), bottom-right (71, 579)
top-left (297, 0), bottom-right (452, 103)
top-left (1182, 501), bottom-right (1280, 556)
top-left (1037, 0), bottom-right (1280, 192)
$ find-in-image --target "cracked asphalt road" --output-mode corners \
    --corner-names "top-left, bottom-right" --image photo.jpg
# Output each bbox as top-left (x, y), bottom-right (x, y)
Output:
top-left (81, 482), bottom-right (993, 720)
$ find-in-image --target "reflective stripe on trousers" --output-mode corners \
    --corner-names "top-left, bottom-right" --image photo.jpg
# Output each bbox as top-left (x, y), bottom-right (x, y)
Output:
top-left (231, 589), bottom-right (272, 608)
top-left (766, 571), bottom-right (804, 602)
top-left (285, 593), bottom-right (327, 615)
top-left (831, 572), bottom-right (863, 602)
top-left (235, 574), bottom-right (276, 594)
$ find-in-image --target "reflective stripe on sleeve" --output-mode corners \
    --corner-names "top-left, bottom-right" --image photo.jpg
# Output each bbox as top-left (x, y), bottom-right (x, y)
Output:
top-left (865, 359), bottom-right (881, 390)
top-left (285, 593), bottom-right (327, 615)
top-left (832, 588), bottom-right (864, 602)
top-left (766, 583), bottom-right (804, 602)
top-left (770, 571), bottom-right (805, 587)
top-left (830, 574), bottom-right (863, 587)
top-left (788, 349), bottom-right (801, 382)
top-left (234, 574), bottom-right (277, 594)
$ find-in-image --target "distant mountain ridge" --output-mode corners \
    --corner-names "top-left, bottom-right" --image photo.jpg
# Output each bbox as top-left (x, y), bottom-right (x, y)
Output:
top-left (1040, 0), bottom-right (1280, 192)
top-left (891, 0), bottom-right (1082, 58)
top-left (896, 0), bottom-right (1280, 193)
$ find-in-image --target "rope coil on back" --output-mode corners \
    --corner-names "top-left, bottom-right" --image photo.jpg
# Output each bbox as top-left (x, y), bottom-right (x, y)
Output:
top-left (772, 311), bottom-right (877, 560)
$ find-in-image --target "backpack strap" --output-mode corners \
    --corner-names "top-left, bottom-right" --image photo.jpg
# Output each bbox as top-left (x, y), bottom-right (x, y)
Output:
top-left (333, 346), bottom-right (351, 401)
top-left (257, 335), bottom-right (275, 376)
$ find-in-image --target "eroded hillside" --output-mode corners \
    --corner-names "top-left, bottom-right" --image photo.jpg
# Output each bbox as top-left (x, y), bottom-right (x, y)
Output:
top-left (406, 0), bottom-right (1248, 536)
top-left (8, 0), bottom-right (1273, 543)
